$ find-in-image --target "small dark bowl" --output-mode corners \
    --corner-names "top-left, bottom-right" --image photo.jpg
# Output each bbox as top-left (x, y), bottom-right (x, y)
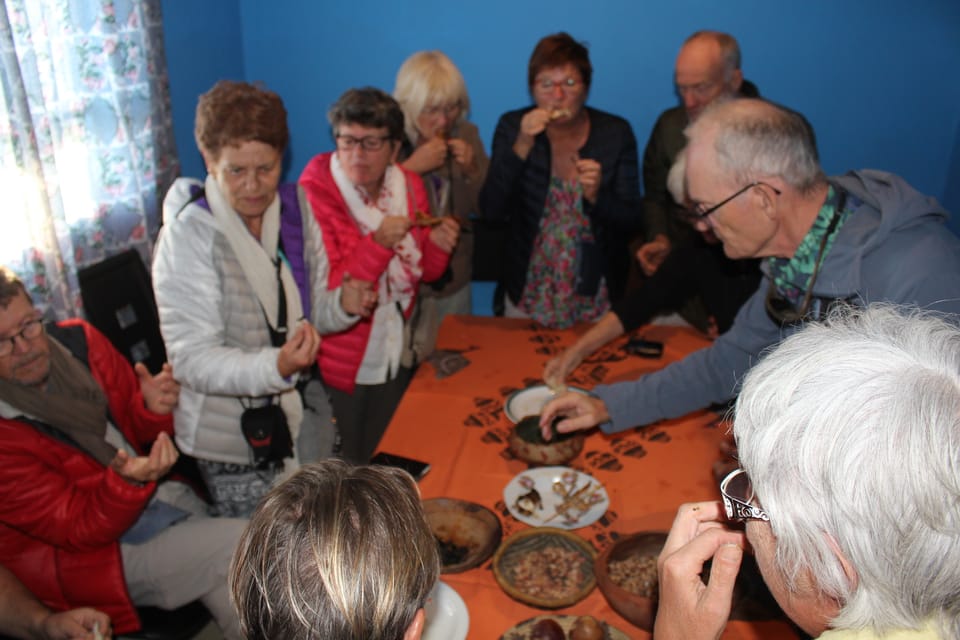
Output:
top-left (595, 531), bottom-right (668, 631)
top-left (492, 527), bottom-right (596, 609)
top-left (422, 498), bottom-right (502, 574)
top-left (508, 415), bottom-right (585, 467)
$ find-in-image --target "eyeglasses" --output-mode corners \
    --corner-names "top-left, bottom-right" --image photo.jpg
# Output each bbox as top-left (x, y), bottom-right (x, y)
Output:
top-left (687, 181), bottom-right (782, 220)
top-left (720, 468), bottom-right (768, 522)
top-left (676, 79), bottom-right (721, 99)
top-left (335, 135), bottom-right (392, 152)
top-left (534, 77), bottom-right (582, 93)
top-left (0, 317), bottom-right (44, 357)
top-left (421, 102), bottom-right (461, 117)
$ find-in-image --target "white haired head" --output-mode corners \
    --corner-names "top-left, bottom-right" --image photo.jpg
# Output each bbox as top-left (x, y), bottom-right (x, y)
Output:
top-left (734, 304), bottom-right (960, 637)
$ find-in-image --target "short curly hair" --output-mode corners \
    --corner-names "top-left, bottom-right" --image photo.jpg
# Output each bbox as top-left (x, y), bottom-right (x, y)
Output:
top-left (327, 87), bottom-right (405, 142)
top-left (194, 80), bottom-right (289, 158)
top-left (527, 32), bottom-right (593, 93)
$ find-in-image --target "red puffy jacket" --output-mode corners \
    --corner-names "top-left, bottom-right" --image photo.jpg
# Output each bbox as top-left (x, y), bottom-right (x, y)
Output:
top-left (299, 152), bottom-right (451, 392)
top-left (0, 320), bottom-right (173, 634)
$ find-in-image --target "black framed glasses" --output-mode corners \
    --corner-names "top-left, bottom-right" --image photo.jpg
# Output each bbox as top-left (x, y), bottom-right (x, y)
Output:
top-left (0, 317), bottom-right (44, 357)
top-left (720, 468), bottom-right (768, 522)
top-left (687, 181), bottom-right (782, 220)
top-left (335, 135), bottom-right (391, 151)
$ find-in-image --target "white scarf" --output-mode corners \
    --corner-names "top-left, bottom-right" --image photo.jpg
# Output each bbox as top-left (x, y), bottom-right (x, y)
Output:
top-left (203, 175), bottom-right (303, 331)
top-left (330, 153), bottom-right (422, 311)
top-left (203, 175), bottom-right (304, 451)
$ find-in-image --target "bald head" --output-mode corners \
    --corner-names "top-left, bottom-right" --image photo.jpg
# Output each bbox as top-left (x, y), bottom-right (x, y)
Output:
top-left (675, 31), bottom-right (744, 121)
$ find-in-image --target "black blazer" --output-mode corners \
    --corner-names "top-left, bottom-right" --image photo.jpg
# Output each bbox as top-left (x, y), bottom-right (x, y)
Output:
top-left (479, 106), bottom-right (642, 305)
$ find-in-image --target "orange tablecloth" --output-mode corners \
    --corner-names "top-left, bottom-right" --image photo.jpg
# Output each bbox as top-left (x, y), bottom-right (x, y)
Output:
top-left (378, 316), bottom-right (799, 640)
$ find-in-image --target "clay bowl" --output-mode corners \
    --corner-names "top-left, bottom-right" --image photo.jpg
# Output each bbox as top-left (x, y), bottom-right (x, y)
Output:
top-left (422, 498), bottom-right (502, 574)
top-left (594, 531), bottom-right (668, 631)
top-left (507, 415), bottom-right (585, 467)
top-left (492, 527), bottom-right (596, 609)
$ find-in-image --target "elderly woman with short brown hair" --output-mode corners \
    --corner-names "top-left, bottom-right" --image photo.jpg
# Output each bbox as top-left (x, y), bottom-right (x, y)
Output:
top-left (299, 87), bottom-right (458, 464)
top-left (480, 32), bottom-right (642, 329)
top-left (153, 80), bottom-right (366, 517)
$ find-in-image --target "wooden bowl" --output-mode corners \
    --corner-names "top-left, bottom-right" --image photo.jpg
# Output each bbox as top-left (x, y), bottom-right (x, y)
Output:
top-left (508, 415), bottom-right (585, 466)
top-left (492, 527), bottom-right (596, 609)
top-left (594, 531), bottom-right (668, 631)
top-left (423, 498), bottom-right (502, 574)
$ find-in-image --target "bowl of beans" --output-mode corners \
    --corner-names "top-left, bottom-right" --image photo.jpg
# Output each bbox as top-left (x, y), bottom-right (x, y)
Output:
top-left (492, 527), bottom-right (597, 609)
top-left (594, 531), bottom-right (668, 631)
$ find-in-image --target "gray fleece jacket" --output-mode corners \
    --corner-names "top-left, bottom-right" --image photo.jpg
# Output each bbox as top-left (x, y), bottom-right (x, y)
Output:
top-left (596, 169), bottom-right (960, 432)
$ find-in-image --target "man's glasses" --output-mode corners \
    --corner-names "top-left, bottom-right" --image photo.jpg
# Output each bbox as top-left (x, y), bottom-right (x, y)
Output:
top-left (687, 181), bottom-right (781, 221)
top-left (676, 79), bottom-right (720, 99)
top-left (335, 135), bottom-right (391, 151)
top-left (0, 317), bottom-right (44, 357)
top-left (720, 468), bottom-right (768, 522)
top-left (534, 77), bottom-right (582, 93)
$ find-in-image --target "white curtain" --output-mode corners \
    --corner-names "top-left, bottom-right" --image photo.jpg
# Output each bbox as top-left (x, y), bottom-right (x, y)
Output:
top-left (0, 0), bottom-right (178, 317)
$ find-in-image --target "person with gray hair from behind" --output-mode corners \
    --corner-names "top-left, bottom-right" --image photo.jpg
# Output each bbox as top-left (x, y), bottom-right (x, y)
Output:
top-left (542, 97), bottom-right (960, 439)
top-left (654, 304), bottom-right (960, 640)
top-left (229, 459), bottom-right (440, 640)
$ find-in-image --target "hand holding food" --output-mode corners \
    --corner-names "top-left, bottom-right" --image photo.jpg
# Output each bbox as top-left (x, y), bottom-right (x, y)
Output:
top-left (653, 501), bottom-right (745, 640)
top-left (447, 137), bottom-right (475, 172)
top-left (543, 348), bottom-right (583, 389)
top-left (575, 158), bottom-right (601, 204)
top-left (428, 216), bottom-right (460, 253)
top-left (403, 136), bottom-right (448, 174)
top-left (636, 234), bottom-right (672, 276)
top-left (276, 320), bottom-right (320, 378)
top-left (373, 215), bottom-right (413, 248)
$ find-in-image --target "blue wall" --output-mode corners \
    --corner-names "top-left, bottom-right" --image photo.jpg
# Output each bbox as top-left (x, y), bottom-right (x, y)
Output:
top-left (161, 0), bottom-right (960, 236)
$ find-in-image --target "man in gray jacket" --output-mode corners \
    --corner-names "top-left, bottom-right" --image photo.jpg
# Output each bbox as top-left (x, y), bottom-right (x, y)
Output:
top-left (542, 98), bottom-right (960, 435)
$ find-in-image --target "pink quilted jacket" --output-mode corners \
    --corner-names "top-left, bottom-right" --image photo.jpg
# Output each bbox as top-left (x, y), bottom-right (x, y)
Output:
top-left (299, 152), bottom-right (451, 392)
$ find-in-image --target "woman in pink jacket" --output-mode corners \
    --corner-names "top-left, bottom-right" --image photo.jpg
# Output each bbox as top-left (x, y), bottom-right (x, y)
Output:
top-left (299, 87), bottom-right (459, 463)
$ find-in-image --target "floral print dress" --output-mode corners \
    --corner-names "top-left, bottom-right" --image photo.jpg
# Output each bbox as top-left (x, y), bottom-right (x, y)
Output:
top-left (518, 177), bottom-right (609, 328)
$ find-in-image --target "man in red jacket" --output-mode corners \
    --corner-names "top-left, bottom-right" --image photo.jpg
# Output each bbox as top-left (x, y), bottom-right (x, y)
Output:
top-left (0, 267), bottom-right (243, 639)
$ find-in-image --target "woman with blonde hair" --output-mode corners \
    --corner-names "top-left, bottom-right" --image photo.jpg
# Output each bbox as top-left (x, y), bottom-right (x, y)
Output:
top-left (394, 51), bottom-right (488, 355)
top-left (230, 460), bottom-right (441, 640)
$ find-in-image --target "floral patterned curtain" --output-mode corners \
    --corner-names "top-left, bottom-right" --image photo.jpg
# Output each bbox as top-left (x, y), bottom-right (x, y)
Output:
top-left (0, 0), bottom-right (178, 318)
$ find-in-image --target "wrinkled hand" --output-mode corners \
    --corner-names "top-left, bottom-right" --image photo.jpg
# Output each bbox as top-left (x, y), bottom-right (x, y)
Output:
top-left (403, 136), bottom-right (448, 174)
top-left (135, 362), bottom-right (179, 415)
top-left (429, 217), bottom-right (460, 254)
top-left (637, 234), bottom-right (672, 276)
top-left (373, 216), bottom-right (413, 249)
top-left (110, 431), bottom-right (178, 485)
top-left (539, 392), bottom-right (610, 440)
top-left (576, 158), bottom-right (601, 204)
top-left (447, 138), bottom-right (475, 173)
top-left (340, 272), bottom-right (377, 318)
top-left (277, 321), bottom-right (320, 378)
top-left (653, 501), bottom-right (745, 640)
top-left (520, 107), bottom-right (552, 138)
top-left (543, 348), bottom-right (583, 390)
top-left (40, 607), bottom-right (112, 640)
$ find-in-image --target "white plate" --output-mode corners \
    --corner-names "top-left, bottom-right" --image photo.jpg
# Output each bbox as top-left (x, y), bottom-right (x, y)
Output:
top-left (422, 580), bottom-right (469, 640)
top-left (504, 384), bottom-right (592, 423)
top-left (503, 466), bottom-right (608, 530)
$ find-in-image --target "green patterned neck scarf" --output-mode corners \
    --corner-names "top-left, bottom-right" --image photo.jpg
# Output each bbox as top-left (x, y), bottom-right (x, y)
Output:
top-left (766, 185), bottom-right (853, 305)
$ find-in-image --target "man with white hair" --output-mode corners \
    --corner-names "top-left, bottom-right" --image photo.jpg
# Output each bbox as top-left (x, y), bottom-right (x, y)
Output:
top-left (542, 98), bottom-right (960, 436)
top-left (655, 305), bottom-right (960, 639)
